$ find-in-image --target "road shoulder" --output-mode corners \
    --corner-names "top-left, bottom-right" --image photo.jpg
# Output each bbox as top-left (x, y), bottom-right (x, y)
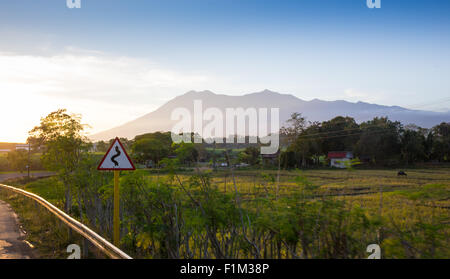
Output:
top-left (0, 200), bottom-right (35, 259)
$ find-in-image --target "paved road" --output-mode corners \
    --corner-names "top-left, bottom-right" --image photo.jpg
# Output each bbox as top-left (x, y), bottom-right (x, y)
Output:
top-left (0, 172), bottom-right (53, 259)
top-left (0, 172), bottom-right (53, 183)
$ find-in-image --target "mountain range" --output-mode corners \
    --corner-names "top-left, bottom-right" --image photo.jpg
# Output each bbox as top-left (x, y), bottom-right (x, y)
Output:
top-left (91, 90), bottom-right (450, 141)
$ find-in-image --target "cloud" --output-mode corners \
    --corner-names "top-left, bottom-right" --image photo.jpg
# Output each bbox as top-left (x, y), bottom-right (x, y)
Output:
top-left (0, 50), bottom-right (216, 142)
top-left (344, 88), bottom-right (368, 99)
top-left (343, 88), bottom-right (387, 103)
top-left (0, 51), bottom-right (212, 105)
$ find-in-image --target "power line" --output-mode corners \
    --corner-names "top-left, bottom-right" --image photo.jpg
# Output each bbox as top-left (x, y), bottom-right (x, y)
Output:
top-left (283, 122), bottom-right (397, 140)
top-left (295, 127), bottom-right (398, 142)
top-left (406, 96), bottom-right (450, 110)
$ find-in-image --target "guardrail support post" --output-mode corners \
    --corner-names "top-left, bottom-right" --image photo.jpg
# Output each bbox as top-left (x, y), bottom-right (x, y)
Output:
top-left (83, 238), bottom-right (89, 259)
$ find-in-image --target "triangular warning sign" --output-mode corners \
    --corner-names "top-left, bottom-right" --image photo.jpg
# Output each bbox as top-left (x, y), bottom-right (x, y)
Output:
top-left (97, 138), bottom-right (136, 171)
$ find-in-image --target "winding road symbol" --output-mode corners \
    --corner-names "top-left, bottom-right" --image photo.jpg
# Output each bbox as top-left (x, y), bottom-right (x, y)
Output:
top-left (111, 146), bottom-right (121, 167)
top-left (97, 137), bottom-right (135, 171)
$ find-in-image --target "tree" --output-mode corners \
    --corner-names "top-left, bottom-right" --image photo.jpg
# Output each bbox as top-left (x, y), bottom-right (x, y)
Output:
top-left (28, 109), bottom-right (88, 213)
top-left (108, 137), bottom-right (133, 151)
top-left (131, 132), bottom-right (173, 166)
top-left (7, 150), bottom-right (28, 173)
top-left (431, 122), bottom-right (450, 162)
top-left (280, 113), bottom-right (306, 146)
top-left (320, 116), bottom-right (360, 154)
top-left (174, 142), bottom-right (198, 166)
top-left (355, 117), bottom-right (402, 166)
top-left (290, 122), bottom-right (323, 167)
top-left (238, 146), bottom-right (261, 166)
top-left (132, 139), bottom-right (170, 166)
top-left (400, 128), bottom-right (426, 165)
top-left (96, 140), bottom-right (108, 152)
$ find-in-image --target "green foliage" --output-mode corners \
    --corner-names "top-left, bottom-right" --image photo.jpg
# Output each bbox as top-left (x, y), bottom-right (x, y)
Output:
top-left (28, 109), bottom-right (89, 212)
top-left (131, 132), bottom-right (172, 165)
top-left (281, 115), bottom-right (449, 168)
top-left (354, 117), bottom-right (402, 166)
top-left (23, 177), bottom-right (65, 204)
top-left (320, 116), bottom-right (360, 154)
top-left (6, 150), bottom-right (28, 173)
top-left (431, 122), bottom-right (450, 161)
top-left (28, 109), bottom-right (88, 174)
top-left (400, 128), bottom-right (426, 165)
top-left (238, 146), bottom-right (261, 166)
top-left (95, 140), bottom-right (109, 152)
top-left (174, 142), bottom-right (198, 165)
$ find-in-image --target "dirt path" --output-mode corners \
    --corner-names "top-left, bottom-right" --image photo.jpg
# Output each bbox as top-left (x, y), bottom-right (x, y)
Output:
top-left (0, 200), bottom-right (34, 259)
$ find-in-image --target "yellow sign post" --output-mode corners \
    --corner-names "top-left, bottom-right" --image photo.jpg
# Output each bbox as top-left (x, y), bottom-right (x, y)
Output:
top-left (113, 170), bottom-right (120, 246)
top-left (97, 138), bottom-right (135, 247)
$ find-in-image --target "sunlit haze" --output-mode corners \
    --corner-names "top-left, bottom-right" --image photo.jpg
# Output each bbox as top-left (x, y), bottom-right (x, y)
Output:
top-left (1, 0), bottom-right (449, 142)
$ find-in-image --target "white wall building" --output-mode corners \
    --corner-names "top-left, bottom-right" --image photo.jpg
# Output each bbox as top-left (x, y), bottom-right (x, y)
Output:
top-left (328, 151), bottom-right (354, 168)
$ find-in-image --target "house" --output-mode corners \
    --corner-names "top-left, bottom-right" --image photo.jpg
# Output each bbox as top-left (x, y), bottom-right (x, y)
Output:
top-left (0, 149), bottom-right (11, 153)
top-left (327, 151), bottom-right (353, 168)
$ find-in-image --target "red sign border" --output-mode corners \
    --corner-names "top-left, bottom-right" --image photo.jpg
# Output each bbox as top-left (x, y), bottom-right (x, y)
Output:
top-left (97, 137), bottom-right (136, 171)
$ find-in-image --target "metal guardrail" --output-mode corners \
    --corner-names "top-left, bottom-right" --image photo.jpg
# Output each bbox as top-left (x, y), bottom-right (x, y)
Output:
top-left (0, 183), bottom-right (132, 259)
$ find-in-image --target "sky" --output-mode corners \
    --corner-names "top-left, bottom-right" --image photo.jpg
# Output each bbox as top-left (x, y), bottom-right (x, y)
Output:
top-left (0, 0), bottom-right (449, 142)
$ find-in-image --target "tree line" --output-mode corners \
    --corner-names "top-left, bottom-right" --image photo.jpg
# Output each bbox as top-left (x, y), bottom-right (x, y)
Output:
top-left (97, 114), bottom-right (450, 169)
top-left (280, 113), bottom-right (450, 168)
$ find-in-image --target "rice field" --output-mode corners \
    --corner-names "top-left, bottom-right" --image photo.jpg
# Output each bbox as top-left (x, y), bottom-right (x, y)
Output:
top-left (146, 167), bottom-right (450, 258)
top-left (167, 167), bottom-right (450, 200)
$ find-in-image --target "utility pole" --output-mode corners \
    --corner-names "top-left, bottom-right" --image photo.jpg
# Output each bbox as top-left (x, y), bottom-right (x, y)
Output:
top-left (27, 142), bottom-right (30, 179)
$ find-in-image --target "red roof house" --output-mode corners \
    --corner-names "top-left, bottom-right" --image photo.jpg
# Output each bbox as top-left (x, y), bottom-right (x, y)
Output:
top-left (327, 151), bottom-right (353, 168)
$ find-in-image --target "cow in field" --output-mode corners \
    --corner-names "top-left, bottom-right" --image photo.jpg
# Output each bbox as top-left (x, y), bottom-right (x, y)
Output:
top-left (397, 171), bottom-right (407, 177)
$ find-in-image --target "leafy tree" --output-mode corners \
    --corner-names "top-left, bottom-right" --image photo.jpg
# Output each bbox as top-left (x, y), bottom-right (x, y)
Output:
top-left (320, 116), bottom-right (360, 154)
top-left (355, 117), bottom-right (402, 166)
top-left (238, 146), bottom-right (261, 166)
top-left (280, 113), bottom-right (306, 146)
top-left (132, 139), bottom-right (169, 166)
top-left (95, 140), bottom-right (109, 152)
top-left (28, 109), bottom-right (89, 213)
top-left (131, 132), bottom-right (173, 166)
top-left (289, 122), bottom-right (322, 167)
top-left (431, 122), bottom-right (450, 162)
top-left (400, 128), bottom-right (426, 165)
top-left (174, 142), bottom-right (198, 166)
top-left (280, 150), bottom-right (297, 168)
top-left (424, 131), bottom-right (434, 161)
top-left (109, 137), bottom-right (133, 150)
